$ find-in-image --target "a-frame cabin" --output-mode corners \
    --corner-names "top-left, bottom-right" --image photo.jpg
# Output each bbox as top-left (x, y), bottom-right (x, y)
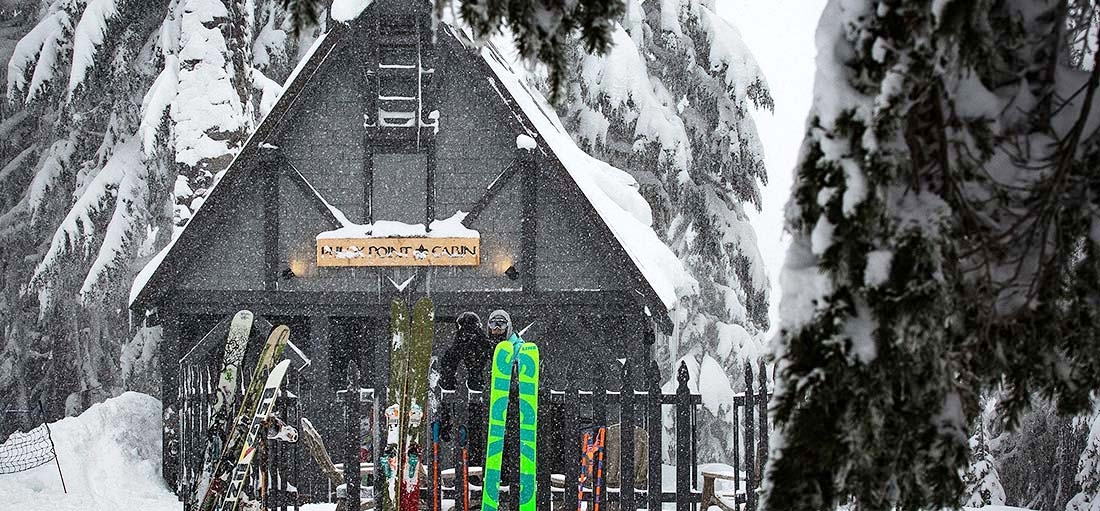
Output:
top-left (129, 0), bottom-right (692, 495)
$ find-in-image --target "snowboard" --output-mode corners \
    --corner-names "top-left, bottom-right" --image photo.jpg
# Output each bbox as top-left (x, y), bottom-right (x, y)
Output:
top-left (198, 324), bottom-right (290, 511)
top-left (217, 358), bottom-right (293, 511)
top-left (380, 297), bottom-right (435, 511)
top-left (481, 337), bottom-right (539, 511)
top-left (188, 310), bottom-right (254, 511)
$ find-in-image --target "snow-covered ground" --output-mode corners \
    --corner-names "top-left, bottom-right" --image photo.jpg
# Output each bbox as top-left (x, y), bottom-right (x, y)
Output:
top-left (0, 392), bottom-right (176, 511)
top-left (0, 393), bottom-right (1036, 511)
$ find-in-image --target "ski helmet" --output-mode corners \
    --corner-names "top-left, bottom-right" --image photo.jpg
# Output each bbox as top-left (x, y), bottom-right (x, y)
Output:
top-left (486, 310), bottom-right (513, 340)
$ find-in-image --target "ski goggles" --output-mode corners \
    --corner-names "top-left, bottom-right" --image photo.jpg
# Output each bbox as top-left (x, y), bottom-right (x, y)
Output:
top-left (487, 317), bottom-right (509, 331)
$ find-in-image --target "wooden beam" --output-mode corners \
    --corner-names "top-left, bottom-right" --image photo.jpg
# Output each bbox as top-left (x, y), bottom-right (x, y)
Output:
top-left (462, 159), bottom-right (519, 226)
top-left (263, 149), bottom-right (280, 291)
top-left (519, 148), bottom-right (537, 292)
top-left (281, 160), bottom-right (344, 227)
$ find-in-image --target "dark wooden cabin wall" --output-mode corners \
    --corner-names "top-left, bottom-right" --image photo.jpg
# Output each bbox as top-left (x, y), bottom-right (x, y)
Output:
top-left (536, 166), bottom-right (632, 292)
top-left (176, 176), bottom-right (267, 290)
top-left (278, 42), bottom-right (367, 223)
top-left (276, 171), bottom-right (382, 294)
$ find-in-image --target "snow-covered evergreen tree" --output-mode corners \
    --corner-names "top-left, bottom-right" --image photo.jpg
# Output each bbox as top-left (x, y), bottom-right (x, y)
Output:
top-left (964, 414), bottom-right (1006, 508)
top-left (0, 0), bottom-right (320, 417)
top-left (990, 396), bottom-right (1086, 509)
top-left (1068, 410), bottom-right (1100, 511)
top-left (763, 1), bottom-right (1100, 509)
top-left (534, 0), bottom-right (772, 465)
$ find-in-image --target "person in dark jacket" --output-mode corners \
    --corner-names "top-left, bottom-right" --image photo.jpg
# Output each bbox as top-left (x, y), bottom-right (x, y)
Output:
top-left (438, 311), bottom-right (493, 465)
top-left (438, 311), bottom-right (492, 392)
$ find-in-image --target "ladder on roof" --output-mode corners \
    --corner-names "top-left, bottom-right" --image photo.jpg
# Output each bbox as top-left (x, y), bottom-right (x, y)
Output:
top-left (364, 6), bottom-right (437, 141)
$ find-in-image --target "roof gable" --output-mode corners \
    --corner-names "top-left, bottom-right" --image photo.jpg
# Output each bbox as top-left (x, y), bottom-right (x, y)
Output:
top-left (129, 14), bottom-right (694, 321)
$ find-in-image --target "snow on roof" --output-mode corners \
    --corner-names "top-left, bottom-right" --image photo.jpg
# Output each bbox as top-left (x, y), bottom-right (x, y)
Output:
top-left (468, 34), bottom-right (697, 309)
top-left (331, 0), bottom-right (374, 22)
top-left (318, 212), bottom-right (480, 239)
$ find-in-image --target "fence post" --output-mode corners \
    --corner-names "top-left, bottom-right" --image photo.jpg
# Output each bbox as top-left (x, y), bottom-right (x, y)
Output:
top-left (646, 361), bottom-right (662, 511)
top-left (344, 362), bottom-right (361, 509)
top-left (564, 377), bottom-right (580, 511)
top-left (757, 359), bottom-right (769, 487)
top-left (732, 386), bottom-right (740, 496)
top-left (743, 361), bottom-right (755, 511)
top-left (675, 361), bottom-right (691, 511)
top-left (621, 361), bottom-right (636, 511)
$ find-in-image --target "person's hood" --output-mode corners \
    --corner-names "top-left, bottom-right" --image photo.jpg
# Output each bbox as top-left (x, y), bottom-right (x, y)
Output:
top-left (456, 311), bottom-right (483, 334)
top-left (487, 309), bottom-right (513, 340)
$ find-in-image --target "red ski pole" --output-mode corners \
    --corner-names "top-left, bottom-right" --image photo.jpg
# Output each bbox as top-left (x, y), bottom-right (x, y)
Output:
top-left (593, 428), bottom-right (606, 511)
top-left (577, 431), bottom-right (591, 511)
top-left (459, 425), bottom-right (470, 511)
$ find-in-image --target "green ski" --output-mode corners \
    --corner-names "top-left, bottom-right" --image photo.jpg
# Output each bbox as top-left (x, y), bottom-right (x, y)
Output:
top-left (401, 297), bottom-right (434, 511)
top-left (381, 296), bottom-right (435, 511)
top-left (481, 340), bottom-right (514, 511)
top-left (482, 335), bottom-right (539, 511)
top-left (381, 298), bottom-right (410, 511)
top-left (515, 342), bottom-right (539, 511)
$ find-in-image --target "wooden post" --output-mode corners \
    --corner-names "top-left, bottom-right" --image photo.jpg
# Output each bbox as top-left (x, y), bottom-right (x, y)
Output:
top-left (374, 318), bottom-right (390, 505)
top-left (160, 311), bottom-right (181, 492)
top-left (732, 390), bottom-right (740, 496)
top-left (620, 361), bottom-right (636, 511)
top-left (344, 362), bottom-right (361, 509)
top-left (518, 148), bottom-right (538, 291)
top-left (674, 361), bottom-right (691, 511)
top-left (646, 362), bottom-right (661, 511)
top-left (743, 361), bottom-right (755, 511)
top-left (292, 388), bottom-right (302, 511)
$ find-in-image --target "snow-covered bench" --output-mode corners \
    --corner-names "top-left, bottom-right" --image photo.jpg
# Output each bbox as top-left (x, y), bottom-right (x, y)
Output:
top-left (700, 469), bottom-right (741, 511)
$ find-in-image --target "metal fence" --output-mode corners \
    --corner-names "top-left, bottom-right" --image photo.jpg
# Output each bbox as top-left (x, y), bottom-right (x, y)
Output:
top-left (177, 338), bottom-right (770, 511)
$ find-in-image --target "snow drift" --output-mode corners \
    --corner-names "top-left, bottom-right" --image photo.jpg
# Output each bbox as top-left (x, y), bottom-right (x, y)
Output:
top-left (0, 392), bottom-right (177, 511)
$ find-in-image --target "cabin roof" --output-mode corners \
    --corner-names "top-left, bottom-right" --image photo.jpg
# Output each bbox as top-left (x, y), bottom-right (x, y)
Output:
top-left (128, 14), bottom-right (694, 317)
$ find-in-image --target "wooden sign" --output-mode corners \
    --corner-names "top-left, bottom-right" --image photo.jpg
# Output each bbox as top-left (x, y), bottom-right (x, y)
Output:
top-left (317, 237), bottom-right (480, 267)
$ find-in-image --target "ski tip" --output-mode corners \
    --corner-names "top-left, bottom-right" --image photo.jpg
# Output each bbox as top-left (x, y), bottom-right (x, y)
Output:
top-left (268, 324), bottom-right (291, 343)
top-left (266, 359), bottom-right (292, 384)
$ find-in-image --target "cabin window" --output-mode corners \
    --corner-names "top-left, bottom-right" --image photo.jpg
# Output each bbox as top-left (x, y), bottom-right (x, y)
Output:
top-left (371, 152), bottom-right (428, 224)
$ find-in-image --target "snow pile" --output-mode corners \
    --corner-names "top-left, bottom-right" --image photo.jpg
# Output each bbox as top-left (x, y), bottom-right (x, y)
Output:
top-left (318, 211), bottom-right (480, 239)
top-left (0, 392), bottom-right (178, 511)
